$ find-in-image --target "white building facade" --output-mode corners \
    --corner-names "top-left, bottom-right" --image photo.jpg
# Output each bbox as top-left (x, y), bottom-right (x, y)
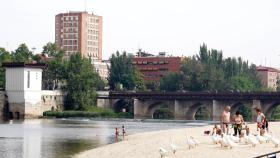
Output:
top-left (3, 63), bottom-right (64, 119)
top-left (92, 60), bottom-right (110, 81)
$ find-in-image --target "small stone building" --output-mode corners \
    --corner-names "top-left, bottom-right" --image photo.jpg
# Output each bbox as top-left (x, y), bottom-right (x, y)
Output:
top-left (2, 62), bottom-right (64, 119)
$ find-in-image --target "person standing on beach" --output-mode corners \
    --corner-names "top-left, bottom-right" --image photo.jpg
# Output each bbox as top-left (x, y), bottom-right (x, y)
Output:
top-left (255, 108), bottom-right (268, 132)
top-left (122, 125), bottom-right (126, 140)
top-left (232, 111), bottom-right (244, 136)
top-left (115, 128), bottom-right (119, 142)
top-left (220, 106), bottom-right (231, 134)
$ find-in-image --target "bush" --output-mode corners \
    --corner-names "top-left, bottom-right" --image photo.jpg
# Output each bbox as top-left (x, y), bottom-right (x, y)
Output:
top-left (116, 112), bottom-right (133, 118)
top-left (43, 111), bottom-right (100, 118)
top-left (43, 107), bottom-right (133, 118)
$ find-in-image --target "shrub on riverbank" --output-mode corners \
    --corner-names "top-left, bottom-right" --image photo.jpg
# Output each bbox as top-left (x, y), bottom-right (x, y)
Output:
top-left (43, 107), bottom-right (133, 118)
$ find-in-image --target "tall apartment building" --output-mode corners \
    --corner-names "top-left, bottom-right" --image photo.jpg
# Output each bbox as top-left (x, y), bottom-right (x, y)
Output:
top-left (55, 11), bottom-right (102, 61)
top-left (257, 66), bottom-right (280, 91)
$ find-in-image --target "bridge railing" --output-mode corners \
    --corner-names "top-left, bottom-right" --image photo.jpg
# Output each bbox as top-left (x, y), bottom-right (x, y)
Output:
top-left (106, 91), bottom-right (280, 100)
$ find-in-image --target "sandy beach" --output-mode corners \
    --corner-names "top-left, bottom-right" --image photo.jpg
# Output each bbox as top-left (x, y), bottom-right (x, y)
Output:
top-left (75, 122), bottom-right (280, 158)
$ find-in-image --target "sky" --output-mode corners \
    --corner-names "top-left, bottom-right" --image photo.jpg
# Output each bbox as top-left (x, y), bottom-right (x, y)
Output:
top-left (0, 0), bottom-right (280, 67)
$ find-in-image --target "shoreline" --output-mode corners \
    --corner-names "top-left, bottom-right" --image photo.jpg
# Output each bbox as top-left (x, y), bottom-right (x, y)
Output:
top-left (41, 117), bottom-right (220, 124)
top-left (75, 122), bottom-right (280, 158)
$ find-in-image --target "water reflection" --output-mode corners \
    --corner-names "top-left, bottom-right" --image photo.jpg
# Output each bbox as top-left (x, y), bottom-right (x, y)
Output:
top-left (0, 119), bottom-right (209, 158)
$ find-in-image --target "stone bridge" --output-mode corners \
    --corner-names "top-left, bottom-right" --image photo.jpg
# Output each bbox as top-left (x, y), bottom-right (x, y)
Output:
top-left (97, 91), bottom-right (280, 121)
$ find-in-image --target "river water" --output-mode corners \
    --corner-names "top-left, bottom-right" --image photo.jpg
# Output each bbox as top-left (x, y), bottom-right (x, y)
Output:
top-left (0, 118), bottom-right (211, 158)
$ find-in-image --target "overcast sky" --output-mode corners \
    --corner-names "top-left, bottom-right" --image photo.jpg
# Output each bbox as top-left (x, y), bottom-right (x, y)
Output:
top-left (1, 0), bottom-right (280, 67)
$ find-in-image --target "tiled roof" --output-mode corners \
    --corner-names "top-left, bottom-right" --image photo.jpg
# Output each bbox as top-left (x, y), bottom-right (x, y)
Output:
top-left (257, 66), bottom-right (280, 73)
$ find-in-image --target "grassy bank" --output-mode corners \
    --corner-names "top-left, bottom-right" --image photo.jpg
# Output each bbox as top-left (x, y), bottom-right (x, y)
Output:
top-left (43, 107), bottom-right (133, 118)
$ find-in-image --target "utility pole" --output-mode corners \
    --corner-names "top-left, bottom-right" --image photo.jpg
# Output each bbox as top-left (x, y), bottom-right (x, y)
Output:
top-left (84, 0), bottom-right (87, 12)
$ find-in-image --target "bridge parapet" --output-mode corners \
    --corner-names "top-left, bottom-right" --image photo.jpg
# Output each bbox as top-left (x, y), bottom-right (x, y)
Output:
top-left (107, 91), bottom-right (280, 100)
top-left (98, 91), bottom-right (280, 121)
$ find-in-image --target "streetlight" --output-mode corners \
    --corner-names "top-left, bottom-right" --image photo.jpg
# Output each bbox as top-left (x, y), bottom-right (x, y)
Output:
top-left (31, 47), bottom-right (36, 54)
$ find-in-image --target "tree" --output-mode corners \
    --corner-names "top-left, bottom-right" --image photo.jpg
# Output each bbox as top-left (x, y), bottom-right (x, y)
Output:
top-left (160, 73), bottom-right (182, 91)
top-left (42, 51), bottom-right (66, 90)
top-left (180, 57), bottom-right (204, 91)
top-left (64, 53), bottom-right (99, 110)
top-left (0, 48), bottom-right (12, 88)
top-left (177, 44), bottom-right (263, 92)
top-left (41, 43), bottom-right (66, 90)
top-left (230, 75), bottom-right (256, 91)
top-left (12, 43), bottom-right (33, 63)
top-left (145, 81), bottom-right (159, 91)
top-left (42, 42), bottom-right (60, 57)
top-left (134, 70), bottom-right (146, 91)
top-left (108, 51), bottom-right (145, 91)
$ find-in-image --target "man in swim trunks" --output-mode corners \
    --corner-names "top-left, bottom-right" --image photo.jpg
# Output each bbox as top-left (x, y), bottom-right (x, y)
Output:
top-left (220, 106), bottom-right (231, 134)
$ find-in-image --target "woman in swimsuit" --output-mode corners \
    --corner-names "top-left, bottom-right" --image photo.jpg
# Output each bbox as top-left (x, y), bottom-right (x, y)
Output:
top-left (232, 111), bottom-right (244, 136)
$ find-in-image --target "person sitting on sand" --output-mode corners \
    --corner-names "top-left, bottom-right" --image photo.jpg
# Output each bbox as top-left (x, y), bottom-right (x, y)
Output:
top-left (115, 128), bottom-right (119, 142)
top-left (232, 111), bottom-right (244, 137)
top-left (220, 106), bottom-right (231, 134)
top-left (212, 124), bottom-right (222, 135)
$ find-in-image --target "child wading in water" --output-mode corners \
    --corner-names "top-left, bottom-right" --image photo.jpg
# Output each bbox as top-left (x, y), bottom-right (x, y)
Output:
top-left (122, 125), bottom-right (126, 140)
top-left (115, 128), bottom-right (119, 142)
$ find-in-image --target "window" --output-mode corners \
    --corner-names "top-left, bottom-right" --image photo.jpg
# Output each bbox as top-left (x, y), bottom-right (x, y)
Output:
top-left (27, 71), bottom-right (30, 88)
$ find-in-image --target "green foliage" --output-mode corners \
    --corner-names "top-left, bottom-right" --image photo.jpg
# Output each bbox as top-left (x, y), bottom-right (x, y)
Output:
top-left (108, 51), bottom-right (145, 91)
top-left (180, 57), bottom-right (204, 91)
top-left (42, 43), bottom-right (66, 90)
top-left (0, 48), bottom-right (12, 88)
top-left (272, 105), bottom-right (280, 120)
top-left (230, 75), bottom-right (258, 91)
top-left (43, 107), bottom-right (133, 118)
top-left (160, 73), bottom-right (182, 91)
top-left (145, 81), bottom-right (159, 91)
top-left (43, 111), bottom-right (113, 118)
top-left (134, 70), bottom-right (146, 91)
top-left (42, 42), bottom-right (59, 57)
top-left (163, 44), bottom-right (262, 92)
top-left (64, 53), bottom-right (99, 110)
top-left (38, 42), bottom-right (105, 110)
top-left (12, 43), bottom-right (33, 63)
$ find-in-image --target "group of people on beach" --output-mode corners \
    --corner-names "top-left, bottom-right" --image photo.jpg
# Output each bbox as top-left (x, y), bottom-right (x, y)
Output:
top-left (115, 125), bottom-right (126, 142)
top-left (213, 106), bottom-right (268, 137)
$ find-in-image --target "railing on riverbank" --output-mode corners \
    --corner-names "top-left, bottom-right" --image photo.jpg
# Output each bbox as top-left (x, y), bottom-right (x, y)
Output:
top-left (253, 151), bottom-right (280, 158)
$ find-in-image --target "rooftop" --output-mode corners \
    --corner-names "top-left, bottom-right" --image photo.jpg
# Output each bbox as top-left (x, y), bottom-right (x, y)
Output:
top-left (257, 66), bottom-right (280, 73)
top-left (2, 62), bottom-right (46, 69)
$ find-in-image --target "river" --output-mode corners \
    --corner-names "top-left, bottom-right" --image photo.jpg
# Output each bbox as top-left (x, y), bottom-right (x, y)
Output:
top-left (0, 118), bottom-right (211, 158)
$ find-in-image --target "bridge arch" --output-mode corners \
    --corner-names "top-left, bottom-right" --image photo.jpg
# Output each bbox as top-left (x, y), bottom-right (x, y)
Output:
top-left (112, 99), bottom-right (134, 113)
top-left (145, 101), bottom-right (174, 119)
top-left (263, 102), bottom-right (280, 120)
top-left (186, 102), bottom-right (212, 120)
